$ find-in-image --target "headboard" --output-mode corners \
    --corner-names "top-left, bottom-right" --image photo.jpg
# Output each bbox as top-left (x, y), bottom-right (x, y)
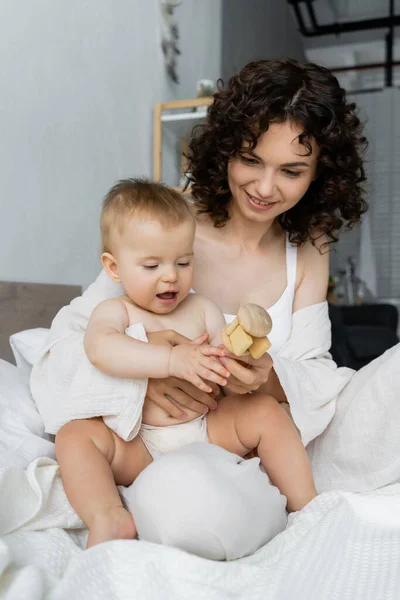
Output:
top-left (0, 281), bottom-right (81, 364)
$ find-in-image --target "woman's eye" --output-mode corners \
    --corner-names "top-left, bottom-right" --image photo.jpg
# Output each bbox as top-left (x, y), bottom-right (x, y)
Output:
top-left (240, 155), bottom-right (258, 165)
top-left (144, 265), bottom-right (158, 270)
top-left (283, 169), bottom-right (301, 178)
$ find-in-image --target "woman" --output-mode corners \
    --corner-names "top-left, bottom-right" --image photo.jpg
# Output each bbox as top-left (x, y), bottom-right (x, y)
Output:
top-left (143, 58), bottom-right (366, 422)
top-left (33, 58), bottom-right (398, 560)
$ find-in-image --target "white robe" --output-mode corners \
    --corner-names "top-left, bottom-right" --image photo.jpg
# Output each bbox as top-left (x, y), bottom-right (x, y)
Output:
top-left (30, 270), bottom-right (400, 493)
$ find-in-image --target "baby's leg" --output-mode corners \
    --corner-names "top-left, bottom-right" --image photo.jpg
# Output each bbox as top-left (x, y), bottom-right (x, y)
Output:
top-left (207, 394), bottom-right (317, 512)
top-left (55, 418), bottom-right (152, 547)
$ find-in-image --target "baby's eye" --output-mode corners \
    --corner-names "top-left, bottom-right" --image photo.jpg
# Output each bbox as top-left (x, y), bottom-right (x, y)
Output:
top-left (143, 265), bottom-right (158, 270)
top-left (177, 262), bottom-right (191, 268)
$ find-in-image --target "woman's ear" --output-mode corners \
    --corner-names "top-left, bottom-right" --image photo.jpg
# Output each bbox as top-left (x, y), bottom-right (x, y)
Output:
top-left (101, 252), bottom-right (120, 283)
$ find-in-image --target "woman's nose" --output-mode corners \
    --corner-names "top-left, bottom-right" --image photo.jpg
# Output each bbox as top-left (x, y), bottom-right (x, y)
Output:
top-left (255, 169), bottom-right (277, 198)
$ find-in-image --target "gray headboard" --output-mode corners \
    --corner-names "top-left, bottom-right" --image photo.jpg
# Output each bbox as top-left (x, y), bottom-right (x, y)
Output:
top-left (0, 281), bottom-right (81, 364)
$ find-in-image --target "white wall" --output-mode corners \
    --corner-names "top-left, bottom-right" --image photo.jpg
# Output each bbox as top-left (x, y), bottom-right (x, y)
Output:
top-left (221, 0), bottom-right (305, 82)
top-left (329, 88), bottom-right (400, 300)
top-left (0, 0), bottom-right (221, 288)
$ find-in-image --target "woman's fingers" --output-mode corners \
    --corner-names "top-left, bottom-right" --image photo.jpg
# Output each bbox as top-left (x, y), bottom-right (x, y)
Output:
top-left (175, 380), bottom-right (219, 409)
top-left (197, 367), bottom-right (228, 387)
top-left (200, 346), bottom-right (225, 357)
top-left (166, 330), bottom-right (192, 346)
top-left (190, 375), bottom-right (213, 393)
top-left (146, 377), bottom-right (220, 418)
top-left (190, 333), bottom-right (209, 346)
top-left (148, 391), bottom-right (187, 419)
top-left (225, 351), bottom-right (272, 368)
top-left (200, 355), bottom-right (230, 378)
top-left (220, 356), bottom-right (254, 385)
top-left (224, 380), bottom-right (249, 395)
top-left (168, 389), bottom-right (209, 414)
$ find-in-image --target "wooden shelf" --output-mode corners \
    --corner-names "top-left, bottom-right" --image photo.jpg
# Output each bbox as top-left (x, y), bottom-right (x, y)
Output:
top-left (157, 97), bottom-right (213, 111)
top-left (161, 109), bottom-right (208, 122)
top-left (153, 98), bottom-right (213, 183)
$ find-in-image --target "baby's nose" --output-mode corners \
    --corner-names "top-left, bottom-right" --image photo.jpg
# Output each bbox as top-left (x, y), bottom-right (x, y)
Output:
top-left (163, 267), bottom-right (178, 282)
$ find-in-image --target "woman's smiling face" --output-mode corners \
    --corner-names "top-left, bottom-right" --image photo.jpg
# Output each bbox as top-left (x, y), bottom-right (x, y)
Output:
top-left (227, 120), bottom-right (320, 224)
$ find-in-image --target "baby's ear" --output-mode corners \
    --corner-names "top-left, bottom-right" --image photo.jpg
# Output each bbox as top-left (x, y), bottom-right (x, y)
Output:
top-left (101, 252), bottom-right (120, 283)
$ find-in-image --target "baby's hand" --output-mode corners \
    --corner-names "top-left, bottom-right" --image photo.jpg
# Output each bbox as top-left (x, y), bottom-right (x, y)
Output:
top-left (168, 344), bottom-right (230, 393)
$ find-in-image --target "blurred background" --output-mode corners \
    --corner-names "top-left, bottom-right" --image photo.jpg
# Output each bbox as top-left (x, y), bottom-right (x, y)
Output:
top-left (0, 0), bottom-right (398, 318)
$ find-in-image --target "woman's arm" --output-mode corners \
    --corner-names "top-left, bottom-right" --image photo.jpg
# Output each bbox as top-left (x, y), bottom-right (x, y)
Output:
top-left (292, 234), bottom-right (329, 312)
top-left (263, 234), bottom-right (329, 399)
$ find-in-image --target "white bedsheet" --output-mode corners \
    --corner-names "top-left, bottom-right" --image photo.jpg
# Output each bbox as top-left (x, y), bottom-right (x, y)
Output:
top-left (2, 358), bottom-right (400, 599)
top-left (1, 455), bottom-right (400, 600)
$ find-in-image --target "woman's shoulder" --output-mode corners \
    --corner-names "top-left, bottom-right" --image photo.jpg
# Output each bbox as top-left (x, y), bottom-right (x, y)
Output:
top-left (297, 230), bottom-right (329, 264)
top-left (293, 231), bottom-right (329, 311)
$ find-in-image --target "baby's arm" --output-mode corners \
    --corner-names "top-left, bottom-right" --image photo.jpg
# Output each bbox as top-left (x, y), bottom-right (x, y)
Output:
top-left (84, 298), bottom-right (172, 379)
top-left (201, 296), bottom-right (227, 347)
top-left (85, 298), bottom-right (229, 392)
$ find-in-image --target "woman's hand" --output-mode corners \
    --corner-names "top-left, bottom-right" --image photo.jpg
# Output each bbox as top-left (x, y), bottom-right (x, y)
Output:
top-left (145, 329), bottom-right (220, 418)
top-left (145, 377), bottom-right (219, 419)
top-left (147, 330), bottom-right (208, 348)
top-left (220, 352), bottom-right (274, 395)
top-left (169, 343), bottom-right (229, 393)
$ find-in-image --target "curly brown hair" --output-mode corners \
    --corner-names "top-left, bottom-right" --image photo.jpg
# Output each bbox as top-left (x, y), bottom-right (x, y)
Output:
top-left (186, 58), bottom-right (368, 245)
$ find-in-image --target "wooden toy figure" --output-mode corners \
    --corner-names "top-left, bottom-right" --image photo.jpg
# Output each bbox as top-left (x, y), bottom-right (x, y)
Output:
top-left (221, 304), bottom-right (272, 359)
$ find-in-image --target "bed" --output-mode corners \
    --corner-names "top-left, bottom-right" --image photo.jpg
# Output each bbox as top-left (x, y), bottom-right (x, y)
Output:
top-left (1, 281), bottom-right (400, 600)
top-left (0, 282), bottom-right (81, 364)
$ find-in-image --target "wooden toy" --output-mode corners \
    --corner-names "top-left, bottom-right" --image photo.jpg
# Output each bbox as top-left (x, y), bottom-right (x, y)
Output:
top-left (221, 303), bottom-right (272, 359)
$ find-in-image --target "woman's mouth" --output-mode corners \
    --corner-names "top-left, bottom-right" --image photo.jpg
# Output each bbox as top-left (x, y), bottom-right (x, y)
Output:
top-left (245, 192), bottom-right (276, 211)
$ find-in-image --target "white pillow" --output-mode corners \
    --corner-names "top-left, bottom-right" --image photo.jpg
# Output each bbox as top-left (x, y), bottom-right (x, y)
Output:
top-left (9, 327), bottom-right (50, 373)
top-left (0, 359), bottom-right (55, 468)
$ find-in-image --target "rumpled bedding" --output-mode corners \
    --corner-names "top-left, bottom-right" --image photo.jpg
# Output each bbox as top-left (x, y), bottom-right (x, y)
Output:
top-left (1, 435), bottom-right (400, 599)
top-left (3, 269), bottom-right (400, 598)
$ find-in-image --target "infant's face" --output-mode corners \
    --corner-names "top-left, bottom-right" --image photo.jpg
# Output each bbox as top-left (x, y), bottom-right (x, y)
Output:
top-left (115, 218), bottom-right (195, 314)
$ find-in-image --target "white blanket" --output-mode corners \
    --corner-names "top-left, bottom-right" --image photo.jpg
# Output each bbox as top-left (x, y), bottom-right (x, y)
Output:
top-left (1, 452), bottom-right (400, 600)
top-left (309, 341), bottom-right (400, 493)
top-left (30, 271), bottom-right (148, 441)
top-left (3, 290), bottom-right (400, 598)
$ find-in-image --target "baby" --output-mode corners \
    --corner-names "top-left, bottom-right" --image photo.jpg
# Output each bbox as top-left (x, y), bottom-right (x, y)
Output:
top-left (55, 178), bottom-right (317, 548)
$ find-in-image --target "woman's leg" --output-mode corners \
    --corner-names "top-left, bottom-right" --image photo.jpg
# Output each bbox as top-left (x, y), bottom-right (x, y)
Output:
top-left (56, 418), bottom-right (152, 547)
top-left (122, 442), bottom-right (288, 560)
top-left (207, 393), bottom-right (317, 512)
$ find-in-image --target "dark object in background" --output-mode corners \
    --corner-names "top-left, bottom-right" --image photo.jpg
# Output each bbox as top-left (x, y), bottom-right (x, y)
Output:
top-left (328, 304), bottom-right (399, 370)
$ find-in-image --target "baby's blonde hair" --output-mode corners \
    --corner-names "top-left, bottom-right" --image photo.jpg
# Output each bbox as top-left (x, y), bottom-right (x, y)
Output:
top-left (100, 179), bottom-right (194, 253)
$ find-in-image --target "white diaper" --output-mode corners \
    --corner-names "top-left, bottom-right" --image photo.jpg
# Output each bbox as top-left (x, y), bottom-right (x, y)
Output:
top-left (138, 416), bottom-right (209, 460)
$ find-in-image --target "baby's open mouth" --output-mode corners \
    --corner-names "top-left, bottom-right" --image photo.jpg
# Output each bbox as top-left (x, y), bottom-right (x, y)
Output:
top-left (157, 292), bottom-right (177, 300)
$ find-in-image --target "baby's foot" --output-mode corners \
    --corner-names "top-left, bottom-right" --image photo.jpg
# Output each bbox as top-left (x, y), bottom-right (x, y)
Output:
top-left (86, 506), bottom-right (137, 548)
